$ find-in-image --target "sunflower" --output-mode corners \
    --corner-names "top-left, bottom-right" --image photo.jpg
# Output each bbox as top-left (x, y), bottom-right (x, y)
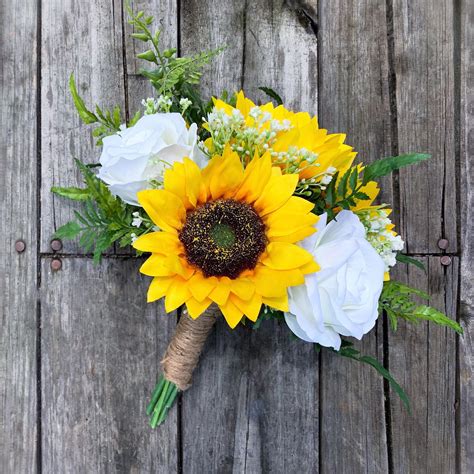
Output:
top-left (206, 91), bottom-right (356, 183)
top-left (133, 147), bottom-right (319, 328)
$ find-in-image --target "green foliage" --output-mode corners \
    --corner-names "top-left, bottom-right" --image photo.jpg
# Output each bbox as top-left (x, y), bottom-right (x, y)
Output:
top-left (312, 166), bottom-right (369, 220)
top-left (128, 7), bottom-right (223, 127)
top-left (252, 306), bottom-right (284, 329)
top-left (69, 74), bottom-right (97, 124)
top-left (69, 74), bottom-right (140, 145)
top-left (308, 153), bottom-right (431, 220)
top-left (362, 153), bottom-right (431, 185)
top-left (334, 340), bottom-right (411, 413)
top-left (258, 86), bottom-right (283, 105)
top-left (51, 186), bottom-right (90, 201)
top-left (51, 160), bottom-right (153, 263)
top-left (396, 253), bottom-right (426, 272)
top-left (380, 280), bottom-right (463, 334)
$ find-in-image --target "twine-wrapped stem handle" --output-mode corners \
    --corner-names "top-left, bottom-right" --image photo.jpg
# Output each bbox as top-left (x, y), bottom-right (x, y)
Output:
top-left (147, 305), bottom-right (219, 427)
top-left (161, 305), bottom-right (219, 390)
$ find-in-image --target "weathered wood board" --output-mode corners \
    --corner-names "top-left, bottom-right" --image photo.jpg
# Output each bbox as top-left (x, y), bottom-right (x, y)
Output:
top-left (1, 0), bottom-right (471, 472)
top-left (40, 258), bottom-right (178, 472)
top-left (0, 1), bottom-right (38, 472)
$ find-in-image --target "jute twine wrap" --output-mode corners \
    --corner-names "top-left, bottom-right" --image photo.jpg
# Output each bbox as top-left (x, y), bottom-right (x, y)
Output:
top-left (161, 305), bottom-right (220, 391)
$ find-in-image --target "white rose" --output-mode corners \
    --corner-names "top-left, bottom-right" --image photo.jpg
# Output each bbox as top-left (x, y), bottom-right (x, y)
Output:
top-left (97, 113), bottom-right (206, 205)
top-left (285, 210), bottom-right (385, 350)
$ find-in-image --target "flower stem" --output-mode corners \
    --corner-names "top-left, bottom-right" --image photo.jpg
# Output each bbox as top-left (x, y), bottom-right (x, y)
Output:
top-left (147, 375), bottom-right (179, 428)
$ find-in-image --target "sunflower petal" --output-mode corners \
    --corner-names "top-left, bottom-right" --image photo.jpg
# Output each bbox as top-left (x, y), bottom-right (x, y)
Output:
top-left (208, 149), bottom-right (244, 199)
top-left (186, 297), bottom-right (213, 319)
top-left (269, 227), bottom-right (316, 244)
top-left (137, 189), bottom-right (185, 232)
top-left (209, 278), bottom-right (231, 305)
top-left (133, 231), bottom-right (182, 254)
top-left (234, 153), bottom-right (272, 203)
top-left (230, 294), bottom-right (262, 322)
top-left (140, 254), bottom-right (194, 279)
top-left (147, 276), bottom-right (173, 302)
top-left (251, 266), bottom-right (304, 297)
top-left (262, 294), bottom-right (289, 312)
top-left (188, 273), bottom-right (217, 302)
top-left (220, 299), bottom-right (244, 328)
top-left (254, 174), bottom-right (298, 216)
top-left (261, 242), bottom-right (314, 270)
top-left (262, 293), bottom-right (289, 312)
top-left (165, 278), bottom-right (191, 312)
top-left (229, 278), bottom-right (255, 300)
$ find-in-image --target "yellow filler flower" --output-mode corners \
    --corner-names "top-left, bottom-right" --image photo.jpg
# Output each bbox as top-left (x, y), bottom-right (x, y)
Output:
top-left (133, 147), bottom-right (319, 328)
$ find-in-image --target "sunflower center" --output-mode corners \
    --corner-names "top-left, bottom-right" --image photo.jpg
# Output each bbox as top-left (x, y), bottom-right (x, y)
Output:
top-left (179, 199), bottom-right (267, 279)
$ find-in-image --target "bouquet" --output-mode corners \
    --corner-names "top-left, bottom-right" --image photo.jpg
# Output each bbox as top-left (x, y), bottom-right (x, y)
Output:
top-left (52, 9), bottom-right (462, 428)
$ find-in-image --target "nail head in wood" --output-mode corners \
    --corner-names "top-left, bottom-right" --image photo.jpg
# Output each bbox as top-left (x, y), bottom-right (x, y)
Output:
top-left (51, 258), bottom-right (62, 271)
top-left (15, 240), bottom-right (26, 253)
top-left (440, 256), bottom-right (451, 266)
top-left (437, 238), bottom-right (449, 250)
top-left (50, 239), bottom-right (63, 252)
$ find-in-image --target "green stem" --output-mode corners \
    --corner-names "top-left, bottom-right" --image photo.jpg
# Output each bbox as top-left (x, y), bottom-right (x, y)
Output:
top-left (146, 375), bottom-right (165, 416)
top-left (147, 375), bottom-right (180, 428)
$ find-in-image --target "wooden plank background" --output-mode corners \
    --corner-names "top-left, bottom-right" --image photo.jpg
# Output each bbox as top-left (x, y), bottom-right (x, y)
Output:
top-left (0, 0), bottom-right (472, 472)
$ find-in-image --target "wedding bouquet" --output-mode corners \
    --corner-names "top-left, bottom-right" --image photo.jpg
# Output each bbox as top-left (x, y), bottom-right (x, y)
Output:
top-left (52, 9), bottom-right (462, 428)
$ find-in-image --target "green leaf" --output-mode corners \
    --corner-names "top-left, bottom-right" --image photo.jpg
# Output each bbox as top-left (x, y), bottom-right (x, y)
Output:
top-left (337, 168), bottom-right (351, 196)
top-left (69, 74), bottom-right (98, 124)
top-left (363, 153), bottom-right (431, 184)
top-left (137, 49), bottom-right (157, 63)
top-left (353, 191), bottom-right (371, 200)
top-left (336, 344), bottom-right (411, 413)
top-left (258, 86), bottom-right (283, 105)
top-left (396, 253), bottom-right (426, 272)
top-left (359, 355), bottom-right (411, 414)
top-left (53, 221), bottom-right (82, 240)
top-left (51, 186), bottom-right (90, 201)
top-left (128, 110), bottom-right (142, 127)
top-left (413, 305), bottom-right (463, 335)
top-left (131, 33), bottom-right (149, 41)
top-left (349, 167), bottom-right (359, 190)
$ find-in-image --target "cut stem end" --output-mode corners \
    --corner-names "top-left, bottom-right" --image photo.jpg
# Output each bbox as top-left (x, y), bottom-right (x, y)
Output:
top-left (147, 374), bottom-right (179, 428)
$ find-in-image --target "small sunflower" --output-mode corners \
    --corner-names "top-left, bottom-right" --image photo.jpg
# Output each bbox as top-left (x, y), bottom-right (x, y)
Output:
top-left (133, 147), bottom-right (319, 328)
top-left (206, 91), bottom-right (356, 183)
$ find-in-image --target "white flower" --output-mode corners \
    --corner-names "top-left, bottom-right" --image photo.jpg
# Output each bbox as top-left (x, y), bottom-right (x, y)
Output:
top-left (357, 209), bottom-right (405, 271)
top-left (97, 113), bottom-right (206, 206)
top-left (130, 232), bottom-right (138, 243)
top-left (156, 95), bottom-right (172, 112)
top-left (131, 211), bottom-right (143, 228)
top-left (284, 210), bottom-right (385, 350)
top-left (179, 97), bottom-right (192, 113)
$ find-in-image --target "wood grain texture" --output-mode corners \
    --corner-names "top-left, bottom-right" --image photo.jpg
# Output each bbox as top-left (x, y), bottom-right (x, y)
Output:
top-left (319, 0), bottom-right (393, 198)
top-left (459, 0), bottom-right (474, 471)
top-left (180, 0), bottom-right (246, 98)
top-left (181, 321), bottom-right (319, 473)
top-left (243, 0), bottom-right (318, 112)
top-left (392, 0), bottom-right (457, 253)
top-left (40, 258), bottom-right (178, 473)
top-left (0, 0), bottom-right (38, 471)
top-left (389, 257), bottom-right (458, 473)
top-left (318, 2), bottom-right (391, 471)
top-left (40, 0), bottom-right (126, 253)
